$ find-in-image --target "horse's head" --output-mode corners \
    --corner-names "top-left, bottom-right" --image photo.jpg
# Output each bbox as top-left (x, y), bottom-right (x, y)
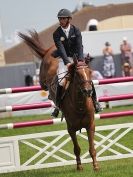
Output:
top-left (73, 61), bottom-right (93, 97)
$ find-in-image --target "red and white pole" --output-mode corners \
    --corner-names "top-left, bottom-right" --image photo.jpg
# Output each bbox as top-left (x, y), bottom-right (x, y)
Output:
top-left (0, 77), bottom-right (133, 94)
top-left (0, 110), bottom-right (133, 130)
top-left (0, 94), bottom-right (133, 113)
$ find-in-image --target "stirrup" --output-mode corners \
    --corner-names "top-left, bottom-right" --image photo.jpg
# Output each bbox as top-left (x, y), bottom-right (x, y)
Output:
top-left (51, 107), bottom-right (60, 118)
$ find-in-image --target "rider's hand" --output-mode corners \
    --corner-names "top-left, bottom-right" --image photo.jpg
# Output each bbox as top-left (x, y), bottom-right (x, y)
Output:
top-left (66, 63), bottom-right (72, 69)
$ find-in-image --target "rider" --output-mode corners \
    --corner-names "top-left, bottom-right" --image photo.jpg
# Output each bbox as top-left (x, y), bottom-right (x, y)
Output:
top-left (51, 8), bottom-right (102, 117)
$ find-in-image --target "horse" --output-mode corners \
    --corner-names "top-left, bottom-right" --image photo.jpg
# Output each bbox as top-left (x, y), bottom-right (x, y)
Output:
top-left (18, 30), bottom-right (99, 171)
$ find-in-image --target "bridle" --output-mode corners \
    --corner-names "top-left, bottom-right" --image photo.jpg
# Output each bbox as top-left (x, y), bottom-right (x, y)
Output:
top-left (74, 64), bottom-right (93, 97)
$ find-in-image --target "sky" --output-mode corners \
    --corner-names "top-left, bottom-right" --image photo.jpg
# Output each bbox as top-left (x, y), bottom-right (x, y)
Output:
top-left (0, 0), bottom-right (133, 48)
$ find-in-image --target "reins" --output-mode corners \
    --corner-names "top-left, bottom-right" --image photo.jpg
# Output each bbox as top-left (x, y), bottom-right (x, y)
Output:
top-left (49, 71), bottom-right (69, 87)
top-left (74, 64), bottom-right (93, 97)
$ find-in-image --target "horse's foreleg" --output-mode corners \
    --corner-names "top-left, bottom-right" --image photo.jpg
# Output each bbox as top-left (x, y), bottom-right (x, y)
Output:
top-left (86, 124), bottom-right (99, 171)
top-left (68, 129), bottom-right (83, 171)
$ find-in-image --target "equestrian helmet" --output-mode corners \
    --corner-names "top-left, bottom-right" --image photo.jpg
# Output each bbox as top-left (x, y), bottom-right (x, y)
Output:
top-left (57, 9), bottom-right (72, 18)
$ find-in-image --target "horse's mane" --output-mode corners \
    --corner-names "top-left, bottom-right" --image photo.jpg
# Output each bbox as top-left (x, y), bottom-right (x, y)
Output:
top-left (18, 30), bottom-right (48, 59)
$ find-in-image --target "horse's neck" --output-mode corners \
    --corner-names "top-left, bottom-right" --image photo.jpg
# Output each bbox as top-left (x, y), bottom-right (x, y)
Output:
top-left (65, 78), bottom-right (85, 114)
top-left (70, 78), bottom-right (83, 102)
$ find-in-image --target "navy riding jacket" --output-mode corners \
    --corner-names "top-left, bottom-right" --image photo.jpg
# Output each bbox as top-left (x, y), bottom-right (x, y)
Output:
top-left (53, 25), bottom-right (84, 65)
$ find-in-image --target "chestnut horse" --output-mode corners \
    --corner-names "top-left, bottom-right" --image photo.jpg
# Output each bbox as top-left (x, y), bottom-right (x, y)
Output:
top-left (19, 31), bottom-right (99, 171)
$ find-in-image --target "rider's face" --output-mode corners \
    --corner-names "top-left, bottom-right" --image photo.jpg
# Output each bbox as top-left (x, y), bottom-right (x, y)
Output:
top-left (58, 17), bottom-right (70, 28)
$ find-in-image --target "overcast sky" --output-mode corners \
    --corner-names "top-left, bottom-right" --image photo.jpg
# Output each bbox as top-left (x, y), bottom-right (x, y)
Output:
top-left (0, 0), bottom-right (133, 48)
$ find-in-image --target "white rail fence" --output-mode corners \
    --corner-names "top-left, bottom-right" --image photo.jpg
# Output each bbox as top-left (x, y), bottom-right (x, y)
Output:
top-left (0, 123), bottom-right (133, 174)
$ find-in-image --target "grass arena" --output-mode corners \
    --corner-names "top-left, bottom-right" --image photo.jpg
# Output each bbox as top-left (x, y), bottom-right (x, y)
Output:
top-left (0, 77), bottom-right (133, 177)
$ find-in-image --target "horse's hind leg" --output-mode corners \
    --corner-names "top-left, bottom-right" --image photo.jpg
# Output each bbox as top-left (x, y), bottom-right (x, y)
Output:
top-left (86, 125), bottom-right (99, 171)
top-left (68, 129), bottom-right (83, 171)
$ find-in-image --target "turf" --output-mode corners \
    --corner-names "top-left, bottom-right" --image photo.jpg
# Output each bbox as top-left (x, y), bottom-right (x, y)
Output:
top-left (0, 105), bottom-right (133, 177)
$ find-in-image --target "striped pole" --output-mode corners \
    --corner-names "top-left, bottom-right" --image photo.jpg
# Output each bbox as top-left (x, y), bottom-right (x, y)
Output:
top-left (95, 110), bottom-right (133, 119)
top-left (0, 94), bottom-right (133, 113)
top-left (98, 93), bottom-right (133, 102)
top-left (0, 102), bottom-right (54, 113)
top-left (0, 77), bottom-right (133, 94)
top-left (93, 76), bottom-right (133, 85)
top-left (0, 110), bottom-right (133, 129)
top-left (0, 85), bottom-right (42, 94)
top-left (0, 118), bottom-right (65, 129)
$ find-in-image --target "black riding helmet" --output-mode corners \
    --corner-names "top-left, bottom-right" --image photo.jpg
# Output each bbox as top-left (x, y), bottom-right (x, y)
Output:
top-left (57, 9), bottom-right (72, 18)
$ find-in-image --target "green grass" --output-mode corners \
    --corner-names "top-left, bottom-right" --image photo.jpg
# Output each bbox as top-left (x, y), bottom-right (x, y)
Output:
top-left (1, 158), bottom-right (133, 177)
top-left (0, 105), bottom-right (133, 177)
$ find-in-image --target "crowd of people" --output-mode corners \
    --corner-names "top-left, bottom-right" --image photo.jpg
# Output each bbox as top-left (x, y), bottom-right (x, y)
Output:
top-left (90, 37), bottom-right (133, 80)
top-left (85, 18), bottom-right (133, 79)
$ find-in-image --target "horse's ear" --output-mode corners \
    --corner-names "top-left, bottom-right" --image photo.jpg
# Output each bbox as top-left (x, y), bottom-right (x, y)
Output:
top-left (85, 53), bottom-right (94, 64)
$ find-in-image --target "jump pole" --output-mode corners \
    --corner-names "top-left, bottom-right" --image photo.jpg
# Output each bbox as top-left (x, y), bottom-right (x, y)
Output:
top-left (0, 101), bottom-right (54, 113)
top-left (0, 93), bottom-right (133, 113)
top-left (98, 93), bottom-right (133, 102)
top-left (0, 85), bottom-right (42, 94)
top-left (0, 110), bottom-right (133, 130)
top-left (0, 76), bottom-right (133, 94)
top-left (93, 76), bottom-right (133, 85)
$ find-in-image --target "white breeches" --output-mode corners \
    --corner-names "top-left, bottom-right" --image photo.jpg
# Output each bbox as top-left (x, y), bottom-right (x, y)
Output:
top-left (57, 57), bottom-right (73, 86)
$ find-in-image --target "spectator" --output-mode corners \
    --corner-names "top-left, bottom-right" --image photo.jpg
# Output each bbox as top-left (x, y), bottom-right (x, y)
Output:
top-left (102, 42), bottom-right (115, 78)
top-left (120, 37), bottom-right (133, 67)
top-left (25, 75), bottom-right (33, 86)
top-left (92, 70), bottom-right (104, 80)
top-left (122, 62), bottom-right (133, 77)
top-left (86, 19), bottom-right (98, 31)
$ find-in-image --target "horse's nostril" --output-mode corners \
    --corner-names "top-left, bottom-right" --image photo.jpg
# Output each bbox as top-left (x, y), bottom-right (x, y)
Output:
top-left (83, 88), bottom-right (87, 93)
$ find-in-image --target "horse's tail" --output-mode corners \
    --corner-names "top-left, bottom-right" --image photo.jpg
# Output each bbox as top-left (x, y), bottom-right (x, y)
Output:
top-left (18, 30), bottom-right (47, 59)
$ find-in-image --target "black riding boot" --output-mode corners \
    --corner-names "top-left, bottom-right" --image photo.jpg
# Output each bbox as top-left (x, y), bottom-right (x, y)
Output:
top-left (91, 82), bottom-right (103, 113)
top-left (51, 84), bottom-right (63, 118)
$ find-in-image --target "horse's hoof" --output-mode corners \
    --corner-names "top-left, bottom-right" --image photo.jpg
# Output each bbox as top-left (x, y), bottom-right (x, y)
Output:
top-left (93, 164), bottom-right (100, 172)
top-left (77, 165), bottom-right (83, 171)
top-left (94, 166), bottom-right (100, 171)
